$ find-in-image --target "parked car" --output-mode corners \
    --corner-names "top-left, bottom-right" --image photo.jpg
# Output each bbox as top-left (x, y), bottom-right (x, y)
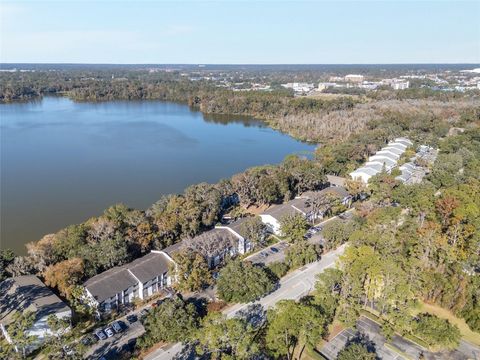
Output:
top-left (126, 314), bottom-right (137, 324)
top-left (104, 327), bottom-right (115, 337)
top-left (111, 321), bottom-right (123, 333)
top-left (81, 336), bottom-right (92, 346)
top-left (94, 329), bottom-right (107, 341)
top-left (63, 345), bottom-right (74, 356)
top-left (270, 247), bottom-right (279, 253)
top-left (140, 309), bottom-right (149, 318)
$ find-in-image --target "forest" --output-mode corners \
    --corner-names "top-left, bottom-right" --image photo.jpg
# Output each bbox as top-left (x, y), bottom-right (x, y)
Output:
top-left (1, 69), bottom-right (478, 143)
top-left (1, 67), bottom-right (479, 359)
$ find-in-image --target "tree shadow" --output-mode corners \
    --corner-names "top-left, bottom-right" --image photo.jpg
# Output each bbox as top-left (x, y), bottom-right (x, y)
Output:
top-left (345, 332), bottom-right (378, 359)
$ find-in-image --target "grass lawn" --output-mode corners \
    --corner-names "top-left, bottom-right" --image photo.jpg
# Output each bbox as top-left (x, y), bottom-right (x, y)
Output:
top-left (326, 319), bottom-right (346, 340)
top-left (415, 301), bottom-right (480, 346)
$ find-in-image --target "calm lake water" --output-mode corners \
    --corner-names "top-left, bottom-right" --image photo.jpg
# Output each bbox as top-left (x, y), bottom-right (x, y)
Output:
top-left (1, 97), bottom-right (315, 254)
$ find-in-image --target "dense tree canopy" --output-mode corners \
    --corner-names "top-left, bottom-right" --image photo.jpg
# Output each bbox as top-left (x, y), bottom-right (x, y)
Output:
top-left (217, 260), bottom-right (276, 303)
top-left (138, 296), bottom-right (199, 347)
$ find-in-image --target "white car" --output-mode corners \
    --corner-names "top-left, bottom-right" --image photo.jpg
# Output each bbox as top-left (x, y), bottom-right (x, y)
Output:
top-left (104, 327), bottom-right (115, 337)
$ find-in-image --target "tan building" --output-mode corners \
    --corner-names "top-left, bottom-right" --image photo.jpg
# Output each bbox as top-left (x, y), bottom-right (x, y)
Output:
top-left (344, 74), bottom-right (364, 83)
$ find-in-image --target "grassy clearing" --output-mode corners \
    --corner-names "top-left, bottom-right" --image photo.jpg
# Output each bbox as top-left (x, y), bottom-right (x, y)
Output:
top-left (415, 302), bottom-right (480, 346)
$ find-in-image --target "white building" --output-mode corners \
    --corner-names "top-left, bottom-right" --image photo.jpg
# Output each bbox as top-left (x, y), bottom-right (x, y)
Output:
top-left (83, 251), bottom-right (173, 313)
top-left (260, 187), bottom-right (352, 233)
top-left (0, 276), bottom-right (72, 353)
top-left (317, 82), bottom-right (337, 91)
top-left (349, 137), bottom-right (413, 184)
top-left (349, 167), bottom-right (380, 184)
top-left (282, 82), bottom-right (315, 93)
top-left (392, 80), bottom-right (410, 90)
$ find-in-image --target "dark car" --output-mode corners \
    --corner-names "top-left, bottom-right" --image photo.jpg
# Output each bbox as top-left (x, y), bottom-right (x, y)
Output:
top-left (111, 321), bottom-right (123, 333)
top-left (126, 314), bottom-right (137, 324)
top-left (80, 336), bottom-right (92, 346)
top-left (140, 309), bottom-right (149, 318)
top-left (94, 329), bottom-right (107, 341)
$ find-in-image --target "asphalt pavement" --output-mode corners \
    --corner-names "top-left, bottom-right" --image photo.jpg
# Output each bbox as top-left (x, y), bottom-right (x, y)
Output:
top-left (320, 316), bottom-right (480, 360)
top-left (145, 244), bottom-right (347, 360)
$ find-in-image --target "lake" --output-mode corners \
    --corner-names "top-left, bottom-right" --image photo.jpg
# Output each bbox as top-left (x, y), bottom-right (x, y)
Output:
top-left (0, 97), bottom-right (315, 254)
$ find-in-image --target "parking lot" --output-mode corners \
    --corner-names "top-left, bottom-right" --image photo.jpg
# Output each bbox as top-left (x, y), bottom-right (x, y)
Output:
top-left (245, 240), bottom-right (289, 265)
top-left (320, 318), bottom-right (406, 360)
top-left (85, 311), bottom-right (145, 359)
top-left (320, 316), bottom-right (480, 360)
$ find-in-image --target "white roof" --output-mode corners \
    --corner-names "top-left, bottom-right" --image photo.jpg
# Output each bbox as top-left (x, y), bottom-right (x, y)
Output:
top-left (395, 137), bottom-right (413, 146)
top-left (375, 150), bottom-right (400, 160)
top-left (363, 162), bottom-right (384, 172)
top-left (351, 167), bottom-right (379, 176)
top-left (399, 162), bottom-right (416, 171)
top-left (368, 155), bottom-right (397, 167)
top-left (388, 142), bottom-right (407, 150)
top-left (382, 146), bottom-right (404, 155)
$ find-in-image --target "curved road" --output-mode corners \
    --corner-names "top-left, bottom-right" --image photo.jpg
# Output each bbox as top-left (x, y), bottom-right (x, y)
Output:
top-left (145, 244), bottom-right (347, 360)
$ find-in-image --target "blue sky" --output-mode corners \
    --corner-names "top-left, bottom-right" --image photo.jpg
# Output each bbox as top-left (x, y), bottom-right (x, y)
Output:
top-left (1, 1), bottom-right (479, 64)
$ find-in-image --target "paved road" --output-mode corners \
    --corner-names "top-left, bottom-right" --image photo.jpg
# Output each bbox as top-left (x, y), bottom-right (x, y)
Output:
top-left (226, 244), bottom-right (346, 317)
top-left (145, 244), bottom-right (347, 360)
top-left (320, 316), bottom-right (480, 360)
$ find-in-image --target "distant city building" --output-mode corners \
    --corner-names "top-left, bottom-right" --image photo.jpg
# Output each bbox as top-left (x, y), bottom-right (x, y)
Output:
top-left (317, 82), bottom-right (337, 91)
top-left (282, 82), bottom-right (315, 93)
top-left (344, 74), bottom-right (364, 83)
top-left (329, 76), bottom-right (344, 82)
top-left (391, 80), bottom-right (410, 90)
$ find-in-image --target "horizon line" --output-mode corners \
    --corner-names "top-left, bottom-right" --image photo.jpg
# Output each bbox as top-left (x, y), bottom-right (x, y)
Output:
top-left (1, 62), bottom-right (480, 66)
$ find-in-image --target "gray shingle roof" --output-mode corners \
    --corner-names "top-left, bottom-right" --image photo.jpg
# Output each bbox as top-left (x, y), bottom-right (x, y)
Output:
top-left (302, 186), bottom-right (350, 200)
top-left (0, 275), bottom-right (70, 326)
top-left (288, 198), bottom-right (311, 214)
top-left (128, 252), bottom-right (171, 284)
top-left (263, 202), bottom-right (300, 221)
top-left (84, 267), bottom-right (137, 304)
top-left (326, 175), bottom-right (347, 187)
top-left (84, 251), bottom-right (173, 303)
top-left (161, 242), bottom-right (184, 257)
top-left (224, 217), bottom-right (252, 238)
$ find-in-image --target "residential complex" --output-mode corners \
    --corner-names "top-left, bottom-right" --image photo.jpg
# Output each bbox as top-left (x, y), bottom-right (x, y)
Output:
top-left (0, 276), bottom-right (72, 352)
top-left (349, 137), bottom-right (413, 183)
top-left (260, 186), bottom-right (352, 234)
top-left (83, 251), bottom-right (173, 313)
